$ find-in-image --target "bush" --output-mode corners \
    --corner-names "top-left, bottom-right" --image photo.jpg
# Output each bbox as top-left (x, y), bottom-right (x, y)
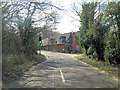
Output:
top-left (93, 51), bottom-right (98, 59)
top-left (87, 46), bottom-right (93, 55)
top-left (104, 46), bottom-right (120, 65)
top-left (104, 30), bottom-right (120, 65)
top-left (2, 54), bottom-right (26, 71)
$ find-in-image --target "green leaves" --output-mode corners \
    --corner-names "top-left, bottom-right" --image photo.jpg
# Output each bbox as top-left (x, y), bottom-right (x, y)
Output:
top-left (104, 29), bottom-right (120, 64)
top-left (76, 1), bottom-right (115, 61)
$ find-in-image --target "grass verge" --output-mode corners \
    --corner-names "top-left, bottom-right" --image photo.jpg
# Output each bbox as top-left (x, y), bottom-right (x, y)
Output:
top-left (2, 54), bottom-right (46, 83)
top-left (75, 54), bottom-right (119, 79)
top-left (41, 50), bottom-right (57, 52)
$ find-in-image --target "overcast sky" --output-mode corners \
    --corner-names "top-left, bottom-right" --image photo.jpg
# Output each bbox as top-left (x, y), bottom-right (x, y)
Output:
top-left (51, 0), bottom-right (98, 34)
top-left (51, 0), bottom-right (117, 34)
top-left (52, 0), bottom-right (80, 34)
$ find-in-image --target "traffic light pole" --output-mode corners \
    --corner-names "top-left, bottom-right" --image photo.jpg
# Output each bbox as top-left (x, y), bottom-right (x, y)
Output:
top-left (39, 35), bottom-right (42, 58)
top-left (55, 41), bottom-right (57, 52)
top-left (40, 43), bottom-right (41, 58)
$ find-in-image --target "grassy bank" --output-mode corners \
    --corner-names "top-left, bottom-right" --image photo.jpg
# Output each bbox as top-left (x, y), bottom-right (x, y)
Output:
top-left (75, 54), bottom-right (119, 78)
top-left (2, 54), bottom-right (46, 82)
top-left (41, 50), bottom-right (57, 52)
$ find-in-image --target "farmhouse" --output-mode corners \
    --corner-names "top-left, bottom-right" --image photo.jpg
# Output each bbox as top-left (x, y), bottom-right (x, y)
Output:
top-left (42, 32), bottom-right (82, 53)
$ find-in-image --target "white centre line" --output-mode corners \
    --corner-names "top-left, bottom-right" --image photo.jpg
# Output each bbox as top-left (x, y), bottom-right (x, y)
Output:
top-left (59, 68), bottom-right (65, 83)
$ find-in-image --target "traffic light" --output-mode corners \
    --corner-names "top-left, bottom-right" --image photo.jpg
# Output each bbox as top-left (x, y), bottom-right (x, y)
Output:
top-left (39, 36), bottom-right (42, 44)
top-left (55, 41), bottom-right (57, 45)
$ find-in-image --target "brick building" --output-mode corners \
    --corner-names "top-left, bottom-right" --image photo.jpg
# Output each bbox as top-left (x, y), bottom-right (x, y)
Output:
top-left (42, 32), bottom-right (82, 53)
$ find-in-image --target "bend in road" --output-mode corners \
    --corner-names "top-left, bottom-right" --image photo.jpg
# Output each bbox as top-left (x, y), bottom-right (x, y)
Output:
top-left (3, 51), bottom-right (118, 88)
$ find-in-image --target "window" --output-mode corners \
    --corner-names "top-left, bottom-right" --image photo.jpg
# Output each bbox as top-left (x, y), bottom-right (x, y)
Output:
top-left (60, 36), bottom-right (66, 43)
top-left (76, 46), bottom-right (79, 50)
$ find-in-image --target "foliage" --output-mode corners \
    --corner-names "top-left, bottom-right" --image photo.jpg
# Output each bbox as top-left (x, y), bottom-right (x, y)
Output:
top-left (2, 54), bottom-right (46, 82)
top-left (77, 2), bottom-right (106, 61)
top-left (87, 46), bottom-right (93, 55)
top-left (2, 1), bottom-right (59, 55)
top-left (75, 1), bottom-right (120, 65)
top-left (104, 2), bottom-right (120, 41)
top-left (2, 31), bottom-right (22, 54)
top-left (2, 1), bottom-right (61, 82)
top-left (103, 1), bottom-right (120, 65)
top-left (104, 30), bottom-right (120, 65)
top-left (78, 2), bottom-right (97, 55)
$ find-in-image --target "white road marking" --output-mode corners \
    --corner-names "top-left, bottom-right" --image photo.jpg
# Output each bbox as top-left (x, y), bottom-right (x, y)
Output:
top-left (59, 69), bottom-right (65, 83)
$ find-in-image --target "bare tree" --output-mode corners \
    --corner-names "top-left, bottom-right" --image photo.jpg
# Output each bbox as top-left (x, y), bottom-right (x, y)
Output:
top-left (2, 1), bottom-right (62, 54)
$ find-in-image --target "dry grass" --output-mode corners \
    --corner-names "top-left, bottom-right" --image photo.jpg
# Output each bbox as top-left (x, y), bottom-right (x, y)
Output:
top-left (75, 54), bottom-right (119, 78)
top-left (2, 54), bottom-right (46, 82)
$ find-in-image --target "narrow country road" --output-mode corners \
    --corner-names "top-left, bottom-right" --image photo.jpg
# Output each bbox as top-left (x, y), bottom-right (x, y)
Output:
top-left (4, 51), bottom-right (118, 88)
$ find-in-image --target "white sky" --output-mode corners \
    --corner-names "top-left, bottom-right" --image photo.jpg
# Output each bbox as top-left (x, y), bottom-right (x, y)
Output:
top-left (51, 0), bottom-right (117, 34)
top-left (51, 0), bottom-right (96, 34)
top-left (13, 0), bottom-right (116, 34)
top-left (15, 0), bottom-right (116, 34)
top-left (52, 0), bottom-right (80, 34)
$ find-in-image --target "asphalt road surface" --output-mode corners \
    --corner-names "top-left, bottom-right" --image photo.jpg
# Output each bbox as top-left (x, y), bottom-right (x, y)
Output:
top-left (4, 51), bottom-right (118, 88)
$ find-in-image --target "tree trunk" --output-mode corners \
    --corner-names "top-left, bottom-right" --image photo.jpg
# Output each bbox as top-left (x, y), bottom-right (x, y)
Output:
top-left (84, 45), bottom-right (89, 56)
top-left (95, 43), bottom-right (105, 62)
top-left (96, 49), bottom-right (105, 61)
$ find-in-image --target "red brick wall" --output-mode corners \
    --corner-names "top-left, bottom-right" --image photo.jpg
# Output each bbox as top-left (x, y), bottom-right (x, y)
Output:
top-left (42, 43), bottom-right (82, 53)
top-left (48, 45), bottom-right (55, 51)
top-left (56, 44), bottom-right (65, 52)
top-left (41, 33), bottom-right (82, 53)
top-left (71, 33), bottom-right (81, 53)
top-left (43, 44), bottom-right (66, 53)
